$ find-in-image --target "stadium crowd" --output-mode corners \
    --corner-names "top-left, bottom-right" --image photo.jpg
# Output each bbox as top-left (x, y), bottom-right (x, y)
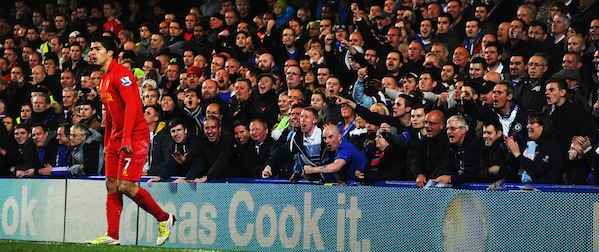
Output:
top-left (1, 0), bottom-right (599, 186)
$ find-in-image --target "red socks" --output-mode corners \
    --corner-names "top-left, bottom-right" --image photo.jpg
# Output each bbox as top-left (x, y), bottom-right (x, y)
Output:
top-left (132, 187), bottom-right (169, 222)
top-left (106, 193), bottom-right (123, 240)
top-left (106, 188), bottom-right (168, 239)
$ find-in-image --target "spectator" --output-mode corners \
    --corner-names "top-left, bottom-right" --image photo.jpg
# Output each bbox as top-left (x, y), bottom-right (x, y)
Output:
top-left (166, 21), bottom-right (186, 55)
top-left (545, 78), bottom-right (598, 183)
top-left (231, 120), bottom-right (251, 177)
top-left (138, 23), bottom-right (152, 57)
top-left (49, 123), bottom-right (72, 176)
top-left (147, 118), bottom-right (203, 183)
top-left (251, 74), bottom-right (279, 129)
top-left (447, 0), bottom-right (467, 39)
top-left (68, 123), bottom-right (103, 176)
top-left (479, 120), bottom-right (512, 182)
top-left (79, 100), bottom-right (101, 131)
top-left (8, 124), bottom-right (33, 177)
top-left (434, 115), bottom-right (482, 185)
top-left (182, 88), bottom-right (203, 136)
top-left (60, 87), bottom-right (78, 123)
top-left (516, 54), bottom-right (549, 112)
top-left (143, 105), bottom-right (171, 176)
top-left (505, 112), bottom-right (563, 184)
top-left (410, 110), bottom-right (448, 187)
top-left (242, 118), bottom-right (276, 178)
top-left (436, 13), bottom-right (460, 58)
top-left (29, 92), bottom-right (59, 131)
top-left (506, 53), bottom-right (528, 86)
top-left (143, 88), bottom-right (160, 107)
top-left (19, 124), bottom-right (58, 177)
top-left (462, 18), bottom-right (484, 56)
top-left (305, 124), bottom-right (367, 183)
top-left (103, 2), bottom-right (124, 35)
top-left (62, 42), bottom-right (88, 79)
top-left (262, 106), bottom-right (324, 182)
top-left (181, 116), bottom-right (236, 182)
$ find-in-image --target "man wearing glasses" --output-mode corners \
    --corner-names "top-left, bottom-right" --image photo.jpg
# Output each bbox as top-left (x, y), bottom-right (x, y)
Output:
top-left (514, 53), bottom-right (549, 113)
top-left (409, 110), bottom-right (448, 188)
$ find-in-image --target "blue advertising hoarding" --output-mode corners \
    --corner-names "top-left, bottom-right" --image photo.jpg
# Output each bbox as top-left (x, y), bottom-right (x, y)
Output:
top-left (0, 178), bottom-right (597, 251)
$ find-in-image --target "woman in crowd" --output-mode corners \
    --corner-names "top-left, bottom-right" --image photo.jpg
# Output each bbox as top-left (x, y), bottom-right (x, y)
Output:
top-left (505, 113), bottom-right (563, 184)
top-left (16, 103), bottom-right (32, 125)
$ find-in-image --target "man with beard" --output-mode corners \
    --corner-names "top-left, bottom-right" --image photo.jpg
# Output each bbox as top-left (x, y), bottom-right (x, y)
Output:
top-left (506, 53), bottom-right (528, 86)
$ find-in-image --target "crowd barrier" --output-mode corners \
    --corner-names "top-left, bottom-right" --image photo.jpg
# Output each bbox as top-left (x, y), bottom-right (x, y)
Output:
top-left (0, 177), bottom-right (597, 251)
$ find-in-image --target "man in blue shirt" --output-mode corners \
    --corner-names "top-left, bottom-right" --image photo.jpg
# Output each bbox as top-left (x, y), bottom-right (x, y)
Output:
top-left (304, 124), bottom-right (367, 183)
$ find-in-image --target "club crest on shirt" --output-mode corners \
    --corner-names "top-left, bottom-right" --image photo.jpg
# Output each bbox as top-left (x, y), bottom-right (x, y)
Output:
top-left (514, 123), bottom-right (522, 132)
top-left (121, 76), bottom-right (132, 86)
top-left (542, 155), bottom-right (549, 163)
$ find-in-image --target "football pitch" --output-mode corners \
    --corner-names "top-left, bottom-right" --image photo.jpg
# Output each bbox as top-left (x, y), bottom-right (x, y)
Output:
top-left (0, 240), bottom-right (231, 252)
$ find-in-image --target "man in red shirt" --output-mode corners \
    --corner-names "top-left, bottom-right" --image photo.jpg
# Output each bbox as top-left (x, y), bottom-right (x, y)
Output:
top-left (85, 37), bottom-right (174, 246)
top-left (102, 2), bottom-right (123, 34)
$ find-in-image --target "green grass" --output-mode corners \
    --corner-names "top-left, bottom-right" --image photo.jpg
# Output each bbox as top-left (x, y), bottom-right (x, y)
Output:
top-left (0, 240), bottom-right (230, 252)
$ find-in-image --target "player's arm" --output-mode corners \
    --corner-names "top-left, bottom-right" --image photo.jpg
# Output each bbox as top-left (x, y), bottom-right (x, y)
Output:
top-left (103, 106), bottom-right (112, 149)
top-left (117, 73), bottom-right (140, 150)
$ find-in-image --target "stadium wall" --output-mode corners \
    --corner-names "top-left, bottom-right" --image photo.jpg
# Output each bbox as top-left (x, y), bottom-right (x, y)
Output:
top-left (0, 178), bottom-right (597, 251)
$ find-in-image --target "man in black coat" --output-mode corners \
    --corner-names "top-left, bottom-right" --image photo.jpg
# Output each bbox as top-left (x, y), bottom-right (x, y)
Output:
top-left (435, 115), bottom-right (482, 185)
top-left (410, 110), bottom-right (449, 187)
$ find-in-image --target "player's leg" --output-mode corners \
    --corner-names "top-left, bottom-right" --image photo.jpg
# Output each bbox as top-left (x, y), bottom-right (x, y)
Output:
top-left (118, 180), bottom-right (169, 221)
top-left (86, 142), bottom-right (121, 245)
top-left (117, 138), bottom-right (175, 245)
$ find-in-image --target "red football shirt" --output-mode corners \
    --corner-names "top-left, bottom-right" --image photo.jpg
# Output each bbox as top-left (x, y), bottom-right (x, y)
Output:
top-left (99, 59), bottom-right (149, 148)
top-left (103, 18), bottom-right (124, 35)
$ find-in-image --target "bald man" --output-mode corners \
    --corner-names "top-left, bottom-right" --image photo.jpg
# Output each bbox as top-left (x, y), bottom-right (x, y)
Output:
top-left (303, 124), bottom-right (367, 183)
top-left (409, 110), bottom-right (449, 188)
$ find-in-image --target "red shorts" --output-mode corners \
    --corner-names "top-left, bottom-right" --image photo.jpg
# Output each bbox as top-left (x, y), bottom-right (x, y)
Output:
top-left (105, 137), bottom-right (149, 182)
